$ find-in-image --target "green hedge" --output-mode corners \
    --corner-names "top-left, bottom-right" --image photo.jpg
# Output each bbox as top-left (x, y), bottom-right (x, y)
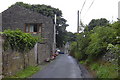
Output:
top-left (3, 29), bottom-right (38, 52)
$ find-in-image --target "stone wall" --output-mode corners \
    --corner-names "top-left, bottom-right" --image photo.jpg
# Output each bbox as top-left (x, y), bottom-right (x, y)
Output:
top-left (1, 36), bottom-right (50, 77)
top-left (37, 43), bottom-right (50, 64)
top-left (0, 13), bottom-right (2, 79)
top-left (2, 46), bottom-right (37, 77)
top-left (0, 35), bottom-right (3, 79)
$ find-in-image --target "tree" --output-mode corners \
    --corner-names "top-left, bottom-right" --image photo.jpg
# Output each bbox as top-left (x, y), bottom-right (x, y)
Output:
top-left (88, 18), bottom-right (109, 30)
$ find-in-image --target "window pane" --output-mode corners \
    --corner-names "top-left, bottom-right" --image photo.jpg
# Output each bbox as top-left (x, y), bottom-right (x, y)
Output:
top-left (26, 25), bottom-right (29, 32)
top-left (30, 25), bottom-right (34, 32)
top-left (38, 27), bottom-right (41, 32)
top-left (38, 24), bottom-right (42, 32)
top-left (25, 23), bottom-right (42, 33)
top-left (34, 24), bottom-right (37, 32)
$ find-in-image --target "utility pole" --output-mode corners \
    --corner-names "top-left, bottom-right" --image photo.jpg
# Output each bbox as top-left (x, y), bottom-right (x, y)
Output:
top-left (77, 11), bottom-right (79, 56)
top-left (53, 14), bottom-right (56, 54)
top-left (77, 10), bottom-right (80, 33)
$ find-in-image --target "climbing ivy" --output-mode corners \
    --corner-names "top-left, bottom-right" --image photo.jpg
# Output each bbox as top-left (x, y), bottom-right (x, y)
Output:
top-left (3, 29), bottom-right (38, 52)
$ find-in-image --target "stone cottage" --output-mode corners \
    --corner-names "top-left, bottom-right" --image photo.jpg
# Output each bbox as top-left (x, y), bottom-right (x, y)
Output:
top-left (0, 4), bottom-right (54, 77)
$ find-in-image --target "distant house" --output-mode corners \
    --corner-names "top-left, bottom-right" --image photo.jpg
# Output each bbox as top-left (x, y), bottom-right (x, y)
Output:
top-left (1, 4), bottom-right (54, 64)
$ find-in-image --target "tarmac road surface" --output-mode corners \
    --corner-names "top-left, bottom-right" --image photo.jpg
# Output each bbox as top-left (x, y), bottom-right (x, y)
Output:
top-left (32, 54), bottom-right (82, 78)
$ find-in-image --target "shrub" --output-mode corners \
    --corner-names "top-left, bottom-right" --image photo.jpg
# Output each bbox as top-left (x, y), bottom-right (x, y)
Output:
top-left (70, 41), bottom-right (77, 57)
top-left (85, 26), bottom-right (116, 61)
top-left (107, 44), bottom-right (120, 63)
top-left (3, 29), bottom-right (38, 52)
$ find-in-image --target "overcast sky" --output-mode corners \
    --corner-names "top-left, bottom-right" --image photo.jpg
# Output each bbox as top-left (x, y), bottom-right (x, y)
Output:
top-left (0, 0), bottom-right (119, 33)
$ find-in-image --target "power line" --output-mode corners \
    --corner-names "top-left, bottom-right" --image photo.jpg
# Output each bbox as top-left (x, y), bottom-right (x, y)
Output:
top-left (80, 0), bottom-right (87, 14)
top-left (78, 0), bottom-right (87, 32)
top-left (78, 0), bottom-right (95, 33)
top-left (83, 0), bottom-right (95, 18)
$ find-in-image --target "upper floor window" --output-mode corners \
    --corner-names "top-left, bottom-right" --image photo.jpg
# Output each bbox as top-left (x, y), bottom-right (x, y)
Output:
top-left (25, 23), bottom-right (42, 33)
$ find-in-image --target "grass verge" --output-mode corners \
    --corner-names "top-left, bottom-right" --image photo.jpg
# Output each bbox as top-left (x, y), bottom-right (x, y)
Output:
top-left (3, 66), bottom-right (40, 80)
top-left (80, 60), bottom-right (119, 78)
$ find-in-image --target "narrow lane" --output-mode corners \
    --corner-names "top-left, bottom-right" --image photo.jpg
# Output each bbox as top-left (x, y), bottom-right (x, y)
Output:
top-left (32, 54), bottom-right (82, 78)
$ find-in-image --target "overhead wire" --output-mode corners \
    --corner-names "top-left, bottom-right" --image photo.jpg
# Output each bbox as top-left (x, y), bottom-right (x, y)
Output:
top-left (83, 0), bottom-right (95, 19)
top-left (79, 0), bottom-right (88, 31)
top-left (79, 0), bottom-right (95, 32)
top-left (80, 0), bottom-right (87, 16)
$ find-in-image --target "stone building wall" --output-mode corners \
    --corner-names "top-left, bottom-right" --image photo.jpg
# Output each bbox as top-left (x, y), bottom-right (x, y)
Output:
top-left (2, 5), bottom-right (53, 32)
top-left (2, 4), bottom-right (54, 55)
top-left (1, 5), bottom-right (54, 77)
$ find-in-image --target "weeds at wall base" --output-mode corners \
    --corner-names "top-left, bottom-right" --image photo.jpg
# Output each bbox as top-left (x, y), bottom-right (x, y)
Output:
top-left (80, 60), bottom-right (119, 78)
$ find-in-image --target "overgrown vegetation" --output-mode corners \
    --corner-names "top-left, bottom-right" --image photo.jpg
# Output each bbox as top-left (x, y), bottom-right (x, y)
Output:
top-left (70, 18), bottom-right (120, 78)
top-left (83, 60), bottom-right (118, 78)
top-left (3, 29), bottom-right (38, 52)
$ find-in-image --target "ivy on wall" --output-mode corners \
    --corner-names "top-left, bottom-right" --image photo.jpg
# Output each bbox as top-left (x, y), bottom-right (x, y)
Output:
top-left (3, 29), bottom-right (38, 52)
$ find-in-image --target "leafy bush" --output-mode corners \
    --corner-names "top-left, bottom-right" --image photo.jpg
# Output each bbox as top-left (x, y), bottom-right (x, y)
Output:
top-left (85, 26), bottom-right (117, 61)
top-left (107, 44), bottom-right (120, 54)
top-left (3, 29), bottom-right (38, 52)
top-left (107, 44), bottom-right (120, 63)
top-left (70, 41), bottom-right (77, 58)
top-left (70, 21), bottom-right (120, 61)
top-left (76, 32), bottom-right (90, 60)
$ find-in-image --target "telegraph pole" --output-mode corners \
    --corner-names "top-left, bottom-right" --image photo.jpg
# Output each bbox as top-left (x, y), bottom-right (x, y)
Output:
top-left (77, 11), bottom-right (79, 56)
top-left (77, 10), bottom-right (80, 33)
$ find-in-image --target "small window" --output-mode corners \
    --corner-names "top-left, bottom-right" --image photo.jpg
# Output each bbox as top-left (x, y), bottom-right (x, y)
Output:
top-left (25, 23), bottom-right (42, 33)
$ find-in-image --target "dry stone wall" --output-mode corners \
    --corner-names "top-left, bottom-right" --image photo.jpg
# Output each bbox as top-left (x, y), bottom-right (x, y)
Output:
top-left (2, 46), bottom-right (36, 77)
